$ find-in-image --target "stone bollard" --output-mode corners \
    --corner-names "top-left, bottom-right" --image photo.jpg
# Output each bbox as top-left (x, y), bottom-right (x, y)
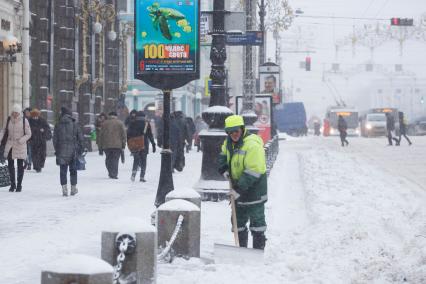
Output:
top-left (165, 187), bottom-right (202, 208)
top-left (157, 199), bottom-right (201, 258)
top-left (101, 217), bottom-right (157, 284)
top-left (41, 254), bottom-right (113, 284)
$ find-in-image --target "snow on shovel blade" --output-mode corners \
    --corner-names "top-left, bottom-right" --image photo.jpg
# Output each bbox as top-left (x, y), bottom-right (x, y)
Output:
top-left (214, 243), bottom-right (264, 265)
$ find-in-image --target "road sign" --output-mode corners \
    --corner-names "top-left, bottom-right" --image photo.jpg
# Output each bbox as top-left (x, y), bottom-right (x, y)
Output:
top-left (226, 31), bottom-right (263, 46)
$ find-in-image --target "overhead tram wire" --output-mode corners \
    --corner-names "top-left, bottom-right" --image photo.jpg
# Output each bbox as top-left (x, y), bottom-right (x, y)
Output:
top-left (362, 0), bottom-right (377, 17)
top-left (296, 15), bottom-right (388, 21)
top-left (375, 0), bottom-right (391, 18)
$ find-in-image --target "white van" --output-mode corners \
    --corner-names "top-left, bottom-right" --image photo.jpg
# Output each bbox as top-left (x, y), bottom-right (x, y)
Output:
top-left (364, 113), bottom-right (386, 137)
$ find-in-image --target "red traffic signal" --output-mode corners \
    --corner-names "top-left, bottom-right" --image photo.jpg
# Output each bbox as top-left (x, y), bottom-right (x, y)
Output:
top-left (305, 56), bottom-right (311, 71)
top-left (390, 18), bottom-right (413, 26)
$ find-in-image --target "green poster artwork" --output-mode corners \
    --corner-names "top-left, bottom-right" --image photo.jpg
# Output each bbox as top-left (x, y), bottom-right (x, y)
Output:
top-left (135, 0), bottom-right (199, 75)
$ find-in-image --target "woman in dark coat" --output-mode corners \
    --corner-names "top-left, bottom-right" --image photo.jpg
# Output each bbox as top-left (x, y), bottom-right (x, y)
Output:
top-left (127, 111), bottom-right (156, 182)
top-left (397, 112), bottom-right (412, 146)
top-left (337, 115), bottom-right (349, 147)
top-left (29, 109), bottom-right (51, 172)
top-left (53, 107), bottom-right (84, 197)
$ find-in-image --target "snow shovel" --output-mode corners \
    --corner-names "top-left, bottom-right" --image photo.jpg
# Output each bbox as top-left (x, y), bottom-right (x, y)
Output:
top-left (213, 181), bottom-right (264, 264)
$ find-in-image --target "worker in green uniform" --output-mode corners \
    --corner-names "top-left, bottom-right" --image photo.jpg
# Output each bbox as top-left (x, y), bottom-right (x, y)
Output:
top-left (218, 115), bottom-right (268, 250)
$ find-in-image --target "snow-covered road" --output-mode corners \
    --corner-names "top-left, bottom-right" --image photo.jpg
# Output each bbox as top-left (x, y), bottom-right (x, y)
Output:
top-left (1, 136), bottom-right (425, 283)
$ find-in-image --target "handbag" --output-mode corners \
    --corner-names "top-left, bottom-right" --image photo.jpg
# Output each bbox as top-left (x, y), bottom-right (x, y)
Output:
top-left (0, 162), bottom-right (11, 187)
top-left (0, 117), bottom-right (11, 158)
top-left (127, 135), bottom-right (145, 152)
top-left (76, 151), bottom-right (87, 171)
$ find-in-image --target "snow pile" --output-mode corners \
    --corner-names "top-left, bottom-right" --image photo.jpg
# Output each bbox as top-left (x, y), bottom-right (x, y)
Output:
top-left (103, 216), bottom-right (156, 233)
top-left (203, 106), bottom-right (233, 114)
top-left (158, 199), bottom-right (200, 212)
top-left (296, 147), bottom-right (426, 283)
top-left (166, 187), bottom-right (201, 199)
top-left (43, 254), bottom-right (113, 274)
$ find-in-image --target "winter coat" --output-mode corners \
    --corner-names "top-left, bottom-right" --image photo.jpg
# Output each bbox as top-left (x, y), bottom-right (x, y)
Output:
top-left (53, 114), bottom-right (84, 165)
top-left (29, 117), bottom-right (51, 169)
top-left (399, 117), bottom-right (407, 135)
top-left (185, 117), bottom-right (196, 140)
top-left (0, 115), bottom-right (32, 160)
top-left (218, 131), bottom-right (268, 206)
top-left (127, 116), bottom-right (155, 153)
top-left (99, 116), bottom-right (126, 150)
top-left (386, 115), bottom-right (395, 131)
top-left (337, 117), bottom-right (348, 132)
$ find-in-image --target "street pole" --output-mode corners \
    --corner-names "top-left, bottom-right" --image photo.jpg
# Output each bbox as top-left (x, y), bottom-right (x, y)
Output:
top-left (197, 0), bottom-right (233, 198)
top-left (241, 0), bottom-right (257, 128)
top-left (258, 0), bottom-right (266, 65)
top-left (155, 89), bottom-right (174, 206)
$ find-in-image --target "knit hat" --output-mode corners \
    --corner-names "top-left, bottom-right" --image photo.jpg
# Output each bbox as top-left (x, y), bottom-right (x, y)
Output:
top-left (12, 104), bottom-right (22, 114)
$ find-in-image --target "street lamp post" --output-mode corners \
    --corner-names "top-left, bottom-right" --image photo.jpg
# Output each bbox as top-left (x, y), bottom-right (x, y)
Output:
top-left (197, 0), bottom-right (233, 198)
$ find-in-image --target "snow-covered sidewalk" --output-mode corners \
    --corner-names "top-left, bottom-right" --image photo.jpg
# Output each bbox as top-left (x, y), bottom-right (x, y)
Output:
top-left (0, 137), bottom-right (425, 283)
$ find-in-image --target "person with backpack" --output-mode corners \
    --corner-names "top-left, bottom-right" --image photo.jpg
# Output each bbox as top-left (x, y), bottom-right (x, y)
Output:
top-left (0, 104), bottom-right (32, 192)
top-left (29, 109), bottom-right (52, 172)
top-left (53, 107), bottom-right (84, 196)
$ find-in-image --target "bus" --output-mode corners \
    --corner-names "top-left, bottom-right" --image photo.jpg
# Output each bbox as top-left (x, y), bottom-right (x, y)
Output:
top-left (324, 107), bottom-right (359, 136)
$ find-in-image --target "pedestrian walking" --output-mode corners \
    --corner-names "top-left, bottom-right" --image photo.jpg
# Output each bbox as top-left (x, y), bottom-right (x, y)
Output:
top-left (194, 115), bottom-right (207, 152)
top-left (185, 117), bottom-right (196, 153)
top-left (173, 111), bottom-right (188, 171)
top-left (99, 111), bottom-right (126, 179)
top-left (95, 112), bottom-right (107, 155)
top-left (53, 107), bottom-right (84, 196)
top-left (218, 115), bottom-right (268, 250)
top-left (127, 111), bottom-right (156, 182)
top-left (23, 107), bottom-right (32, 170)
top-left (386, 113), bottom-right (399, 146)
top-left (396, 112), bottom-right (412, 146)
top-left (338, 115), bottom-right (349, 147)
top-left (29, 109), bottom-right (52, 172)
top-left (125, 109), bottom-right (137, 128)
top-left (0, 104), bottom-right (32, 192)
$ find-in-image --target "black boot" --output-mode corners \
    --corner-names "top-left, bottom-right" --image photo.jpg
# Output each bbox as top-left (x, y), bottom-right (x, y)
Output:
top-left (9, 167), bottom-right (16, 192)
top-left (238, 230), bottom-right (248, 248)
top-left (16, 166), bottom-right (24, 192)
top-left (252, 232), bottom-right (266, 250)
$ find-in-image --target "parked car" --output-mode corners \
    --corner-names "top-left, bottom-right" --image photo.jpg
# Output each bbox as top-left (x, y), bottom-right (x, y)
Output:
top-left (407, 116), bottom-right (426, 136)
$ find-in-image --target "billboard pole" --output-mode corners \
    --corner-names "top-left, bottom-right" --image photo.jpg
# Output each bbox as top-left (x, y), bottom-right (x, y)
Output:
top-left (155, 89), bottom-right (174, 206)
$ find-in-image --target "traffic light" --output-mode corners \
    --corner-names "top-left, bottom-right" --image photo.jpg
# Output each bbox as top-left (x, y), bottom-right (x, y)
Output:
top-left (305, 56), bottom-right (311, 71)
top-left (390, 18), bottom-right (414, 26)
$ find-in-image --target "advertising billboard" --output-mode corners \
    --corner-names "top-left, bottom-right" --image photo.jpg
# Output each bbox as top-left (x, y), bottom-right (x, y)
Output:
top-left (236, 95), bottom-right (272, 143)
top-left (134, 0), bottom-right (200, 89)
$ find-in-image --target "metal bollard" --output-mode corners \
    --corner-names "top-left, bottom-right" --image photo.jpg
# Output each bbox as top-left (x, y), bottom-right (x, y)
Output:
top-left (101, 217), bottom-right (157, 284)
top-left (165, 187), bottom-right (202, 208)
top-left (157, 199), bottom-right (201, 258)
top-left (41, 254), bottom-right (113, 284)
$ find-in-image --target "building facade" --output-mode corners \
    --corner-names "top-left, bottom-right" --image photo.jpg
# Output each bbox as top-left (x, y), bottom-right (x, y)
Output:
top-left (0, 0), bottom-right (24, 127)
top-left (29, 0), bottom-right (121, 135)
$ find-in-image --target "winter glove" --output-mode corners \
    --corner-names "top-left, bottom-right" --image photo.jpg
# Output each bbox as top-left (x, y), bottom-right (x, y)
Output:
top-left (228, 189), bottom-right (241, 200)
top-left (223, 171), bottom-right (230, 180)
top-left (152, 143), bottom-right (156, 153)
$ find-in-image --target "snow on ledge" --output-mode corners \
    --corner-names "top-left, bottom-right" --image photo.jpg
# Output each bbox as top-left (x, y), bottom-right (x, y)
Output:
top-left (103, 217), bottom-right (156, 233)
top-left (166, 188), bottom-right (201, 199)
top-left (43, 254), bottom-right (113, 274)
top-left (203, 106), bottom-right (233, 114)
top-left (158, 199), bottom-right (200, 212)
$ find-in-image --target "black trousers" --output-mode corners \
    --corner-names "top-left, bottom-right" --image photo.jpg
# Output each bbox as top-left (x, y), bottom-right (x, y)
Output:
top-left (398, 134), bottom-right (412, 145)
top-left (60, 158), bottom-right (77, 185)
top-left (7, 150), bottom-right (24, 187)
top-left (339, 131), bottom-right (348, 146)
top-left (132, 151), bottom-right (147, 178)
top-left (104, 149), bottom-right (121, 178)
top-left (387, 130), bottom-right (399, 145)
